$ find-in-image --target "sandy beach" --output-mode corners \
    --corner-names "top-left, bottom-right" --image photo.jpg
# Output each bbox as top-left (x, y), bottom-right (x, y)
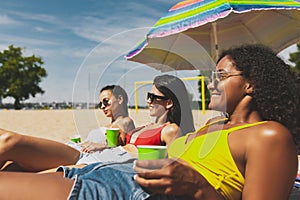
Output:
top-left (0, 109), bottom-right (220, 143)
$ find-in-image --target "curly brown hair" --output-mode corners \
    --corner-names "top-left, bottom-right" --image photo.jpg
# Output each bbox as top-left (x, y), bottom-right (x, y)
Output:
top-left (219, 44), bottom-right (300, 151)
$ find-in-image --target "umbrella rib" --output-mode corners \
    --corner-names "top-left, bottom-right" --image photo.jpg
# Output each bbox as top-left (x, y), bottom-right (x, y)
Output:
top-left (161, 34), bottom-right (181, 67)
top-left (238, 10), bottom-right (299, 44)
top-left (239, 20), bottom-right (260, 43)
top-left (273, 10), bottom-right (300, 21)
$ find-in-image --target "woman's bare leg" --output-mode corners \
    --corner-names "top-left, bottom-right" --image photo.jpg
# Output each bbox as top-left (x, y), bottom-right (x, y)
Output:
top-left (0, 171), bottom-right (74, 200)
top-left (0, 129), bottom-right (80, 172)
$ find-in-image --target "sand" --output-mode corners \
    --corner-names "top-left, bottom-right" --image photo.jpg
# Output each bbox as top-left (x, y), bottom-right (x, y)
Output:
top-left (0, 109), bottom-right (219, 143)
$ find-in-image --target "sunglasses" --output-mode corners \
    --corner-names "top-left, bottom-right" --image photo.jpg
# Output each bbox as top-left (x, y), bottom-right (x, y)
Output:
top-left (210, 71), bottom-right (243, 88)
top-left (98, 98), bottom-right (111, 108)
top-left (147, 92), bottom-right (169, 103)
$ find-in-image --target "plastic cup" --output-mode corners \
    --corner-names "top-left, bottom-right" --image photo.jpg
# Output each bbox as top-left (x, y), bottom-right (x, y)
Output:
top-left (106, 128), bottom-right (120, 147)
top-left (137, 145), bottom-right (167, 160)
top-left (70, 134), bottom-right (81, 143)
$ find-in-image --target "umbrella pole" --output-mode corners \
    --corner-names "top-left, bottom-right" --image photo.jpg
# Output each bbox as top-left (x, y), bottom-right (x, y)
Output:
top-left (212, 22), bottom-right (219, 62)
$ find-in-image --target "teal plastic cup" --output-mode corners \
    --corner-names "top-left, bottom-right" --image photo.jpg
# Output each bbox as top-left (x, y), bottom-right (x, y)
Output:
top-left (106, 128), bottom-right (120, 147)
top-left (137, 145), bottom-right (167, 160)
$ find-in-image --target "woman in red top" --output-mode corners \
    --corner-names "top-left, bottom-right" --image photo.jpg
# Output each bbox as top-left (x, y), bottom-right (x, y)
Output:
top-left (123, 74), bottom-right (195, 150)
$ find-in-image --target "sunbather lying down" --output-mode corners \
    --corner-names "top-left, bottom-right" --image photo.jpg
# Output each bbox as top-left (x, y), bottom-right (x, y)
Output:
top-left (0, 84), bottom-right (133, 171)
top-left (0, 44), bottom-right (298, 200)
top-left (0, 74), bottom-right (194, 172)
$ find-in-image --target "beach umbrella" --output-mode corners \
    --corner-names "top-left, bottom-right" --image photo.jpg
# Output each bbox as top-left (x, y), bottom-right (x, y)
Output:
top-left (125, 0), bottom-right (300, 72)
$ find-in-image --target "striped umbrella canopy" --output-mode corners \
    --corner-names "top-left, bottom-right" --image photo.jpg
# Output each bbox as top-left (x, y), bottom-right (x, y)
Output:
top-left (125, 0), bottom-right (300, 72)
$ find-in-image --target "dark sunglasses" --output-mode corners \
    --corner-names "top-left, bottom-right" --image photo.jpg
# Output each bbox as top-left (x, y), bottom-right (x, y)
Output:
top-left (147, 92), bottom-right (169, 103)
top-left (98, 98), bottom-right (111, 108)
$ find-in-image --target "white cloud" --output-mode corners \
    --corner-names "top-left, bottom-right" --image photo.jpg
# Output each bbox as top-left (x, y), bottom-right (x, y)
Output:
top-left (4, 10), bottom-right (58, 25)
top-left (34, 26), bottom-right (53, 33)
top-left (0, 14), bottom-right (19, 25)
top-left (68, 1), bottom-right (175, 43)
top-left (0, 34), bottom-right (59, 47)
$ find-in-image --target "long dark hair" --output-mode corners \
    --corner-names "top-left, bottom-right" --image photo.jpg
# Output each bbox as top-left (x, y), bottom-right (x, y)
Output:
top-left (219, 44), bottom-right (299, 148)
top-left (153, 74), bottom-right (195, 135)
top-left (100, 85), bottom-right (129, 116)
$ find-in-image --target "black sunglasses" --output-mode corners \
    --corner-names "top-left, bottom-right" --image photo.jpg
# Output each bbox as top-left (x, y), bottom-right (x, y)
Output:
top-left (98, 98), bottom-right (111, 108)
top-left (147, 92), bottom-right (169, 103)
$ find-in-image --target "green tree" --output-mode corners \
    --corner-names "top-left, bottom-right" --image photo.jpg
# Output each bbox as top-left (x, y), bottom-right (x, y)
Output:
top-left (288, 43), bottom-right (300, 76)
top-left (0, 45), bottom-right (47, 109)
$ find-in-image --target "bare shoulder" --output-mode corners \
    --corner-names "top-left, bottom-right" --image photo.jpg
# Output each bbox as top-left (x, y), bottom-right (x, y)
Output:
top-left (245, 121), bottom-right (296, 154)
top-left (162, 123), bottom-right (180, 135)
top-left (161, 123), bottom-right (180, 145)
top-left (121, 116), bottom-right (135, 127)
top-left (250, 121), bottom-right (292, 141)
top-left (114, 117), bottom-right (135, 133)
top-left (242, 121), bottom-right (298, 199)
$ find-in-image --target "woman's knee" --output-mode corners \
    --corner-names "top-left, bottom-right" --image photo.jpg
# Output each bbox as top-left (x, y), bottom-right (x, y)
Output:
top-left (0, 131), bottom-right (21, 154)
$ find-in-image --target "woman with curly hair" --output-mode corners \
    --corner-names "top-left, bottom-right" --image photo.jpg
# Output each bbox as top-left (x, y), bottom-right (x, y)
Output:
top-left (0, 44), bottom-right (298, 200)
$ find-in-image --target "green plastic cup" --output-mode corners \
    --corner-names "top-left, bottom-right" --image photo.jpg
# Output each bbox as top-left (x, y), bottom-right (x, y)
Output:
top-left (70, 135), bottom-right (81, 143)
top-left (137, 145), bottom-right (167, 160)
top-left (106, 128), bottom-right (120, 147)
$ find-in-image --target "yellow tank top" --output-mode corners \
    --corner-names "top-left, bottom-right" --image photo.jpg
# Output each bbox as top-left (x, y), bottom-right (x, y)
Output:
top-left (168, 121), bottom-right (266, 200)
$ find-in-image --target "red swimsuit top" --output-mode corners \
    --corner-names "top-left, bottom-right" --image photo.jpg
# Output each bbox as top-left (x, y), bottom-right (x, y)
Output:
top-left (125, 124), bottom-right (167, 146)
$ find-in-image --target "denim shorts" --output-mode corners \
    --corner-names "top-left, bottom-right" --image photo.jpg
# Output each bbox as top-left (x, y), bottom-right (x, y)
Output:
top-left (58, 160), bottom-right (187, 200)
top-left (58, 160), bottom-right (150, 200)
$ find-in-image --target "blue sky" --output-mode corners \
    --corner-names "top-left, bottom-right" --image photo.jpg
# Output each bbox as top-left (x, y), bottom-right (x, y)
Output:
top-left (0, 0), bottom-right (297, 106)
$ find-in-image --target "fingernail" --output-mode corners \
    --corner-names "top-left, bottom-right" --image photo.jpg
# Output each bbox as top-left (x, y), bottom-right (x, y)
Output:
top-left (133, 160), bottom-right (136, 167)
top-left (133, 174), bottom-right (137, 180)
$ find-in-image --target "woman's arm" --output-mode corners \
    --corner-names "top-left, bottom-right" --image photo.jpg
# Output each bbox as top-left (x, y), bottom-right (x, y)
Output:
top-left (161, 123), bottom-right (180, 146)
top-left (81, 117), bottom-right (135, 152)
top-left (242, 122), bottom-right (298, 200)
top-left (134, 158), bottom-right (224, 199)
top-left (117, 117), bottom-right (135, 134)
top-left (80, 141), bottom-right (107, 153)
